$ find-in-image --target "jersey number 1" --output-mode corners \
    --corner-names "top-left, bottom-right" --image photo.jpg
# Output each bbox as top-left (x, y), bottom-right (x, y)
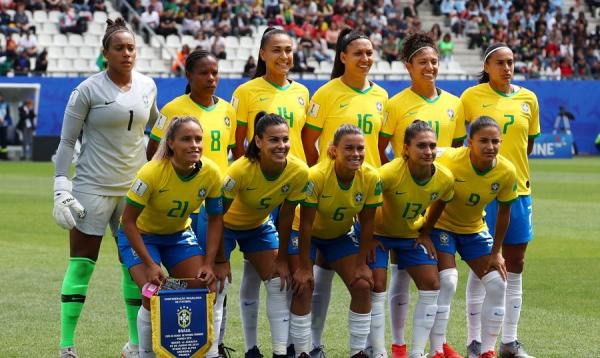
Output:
top-left (128, 110), bottom-right (133, 131)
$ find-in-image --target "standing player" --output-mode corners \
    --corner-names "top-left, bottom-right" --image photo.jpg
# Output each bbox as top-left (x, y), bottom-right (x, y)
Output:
top-left (118, 116), bottom-right (223, 358)
top-left (52, 18), bottom-right (159, 358)
top-left (372, 120), bottom-right (455, 358)
top-left (230, 27), bottom-right (310, 357)
top-left (301, 28), bottom-right (388, 357)
top-left (461, 44), bottom-right (540, 358)
top-left (222, 113), bottom-right (309, 358)
top-left (377, 32), bottom-right (466, 358)
top-left (145, 49), bottom-right (236, 358)
top-left (290, 124), bottom-right (382, 358)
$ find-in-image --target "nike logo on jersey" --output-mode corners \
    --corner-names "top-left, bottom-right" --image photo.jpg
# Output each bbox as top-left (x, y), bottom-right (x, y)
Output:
top-left (455, 178), bottom-right (466, 182)
top-left (395, 191), bottom-right (406, 195)
top-left (246, 187), bottom-right (257, 191)
top-left (408, 111), bottom-right (418, 115)
top-left (482, 104), bottom-right (493, 108)
top-left (340, 103), bottom-right (349, 108)
top-left (158, 188), bottom-right (169, 193)
top-left (259, 97), bottom-right (269, 102)
top-left (321, 194), bottom-right (333, 198)
top-left (105, 100), bottom-right (116, 105)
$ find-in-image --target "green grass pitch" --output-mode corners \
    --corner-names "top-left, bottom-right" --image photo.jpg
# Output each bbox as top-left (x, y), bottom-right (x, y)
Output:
top-left (1, 158), bottom-right (599, 357)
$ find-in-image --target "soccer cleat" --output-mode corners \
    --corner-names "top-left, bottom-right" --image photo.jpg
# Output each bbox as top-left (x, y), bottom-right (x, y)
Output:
top-left (287, 344), bottom-right (295, 358)
top-left (391, 344), bottom-right (408, 358)
top-left (59, 347), bottom-right (78, 358)
top-left (298, 354), bottom-right (311, 358)
top-left (478, 351), bottom-right (497, 358)
top-left (273, 354), bottom-right (288, 358)
top-left (309, 345), bottom-right (327, 358)
top-left (499, 341), bottom-right (535, 358)
top-left (466, 340), bottom-right (482, 358)
top-left (245, 346), bottom-right (264, 358)
top-left (351, 351), bottom-right (370, 358)
top-left (428, 351), bottom-right (445, 358)
top-left (443, 343), bottom-right (465, 358)
top-left (121, 342), bottom-right (139, 358)
top-left (218, 343), bottom-right (236, 358)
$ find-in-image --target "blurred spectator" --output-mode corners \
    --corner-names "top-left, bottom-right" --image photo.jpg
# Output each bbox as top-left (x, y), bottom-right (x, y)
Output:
top-left (0, 6), bottom-right (19, 36)
top-left (430, 23), bottom-right (442, 41)
top-left (439, 32), bottom-right (454, 63)
top-left (182, 13), bottom-right (201, 35)
top-left (89, 0), bottom-right (107, 13)
top-left (382, 32), bottom-right (400, 63)
top-left (13, 52), bottom-right (30, 75)
top-left (18, 29), bottom-right (37, 58)
top-left (526, 56), bottom-right (542, 79)
top-left (194, 31), bottom-right (211, 51)
top-left (148, 0), bottom-right (163, 15)
top-left (45, 0), bottom-right (62, 11)
top-left (34, 49), bottom-right (48, 74)
top-left (574, 55), bottom-right (591, 78)
top-left (231, 11), bottom-right (252, 37)
top-left (543, 58), bottom-right (561, 80)
top-left (13, 3), bottom-right (35, 34)
top-left (172, 44), bottom-right (189, 75)
top-left (141, 5), bottom-right (160, 30)
top-left (313, 31), bottom-right (332, 62)
top-left (0, 92), bottom-right (9, 160)
top-left (325, 21), bottom-right (340, 49)
top-left (292, 48), bottom-right (315, 73)
top-left (264, 0), bottom-right (280, 20)
top-left (210, 30), bottom-right (226, 59)
top-left (27, 0), bottom-right (46, 11)
top-left (242, 55), bottom-right (256, 77)
top-left (217, 11), bottom-right (232, 36)
top-left (59, 4), bottom-right (87, 35)
top-left (155, 9), bottom-right (179, 37)
top-left (559, 57), bottom-right (574, 78)
top-left (17, 99), bottom-right (35, 160)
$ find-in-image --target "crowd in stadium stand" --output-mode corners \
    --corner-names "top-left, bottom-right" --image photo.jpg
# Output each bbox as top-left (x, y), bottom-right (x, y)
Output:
top-left (1, 0), bottom-right (599, 79)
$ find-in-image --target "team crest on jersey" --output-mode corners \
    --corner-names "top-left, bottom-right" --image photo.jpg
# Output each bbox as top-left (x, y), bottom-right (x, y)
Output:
top-left (521, 103), bottom-right (530, 113)
top-left (298, 97), bottom-right (305, 106)
top-left (376, 102), bottom-right (383, 112)
top-left (447, 109), bottom-right (455, 120)
top-left (291, 235), bottom-right (299, 249)
top-left (143, 94), bottom-right (150, 107)
top-left (223, 176), bottom-right (236, 192)
top-left (304, 181), bottom-right (315, 196)
top-left (198, 188), bottom-right (207, 198)
top-left (439, 232), bottom-right (450, 246)
top-left (281, 184), bottom-right (290, 193)
top-left (431, 192), bottom-right (439, 201)
top-left (224, 116), bottom-right (231, 127)
top-left (491, 182), bottom-right (500, 193)
top-left (354, 192), bottom-right (363, 204)
top-left (177, 306), bottom-right (191, 328)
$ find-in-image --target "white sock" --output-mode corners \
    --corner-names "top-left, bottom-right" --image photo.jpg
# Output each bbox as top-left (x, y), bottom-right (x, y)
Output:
top-left (287, 289), bottom-right (293, 348)
top-left (430, 268), bottom-right (458, 353)
top-left (219, 295), bottom-right (227, 345)
top-left (388, 265), bottom-right (410, 345)
top-left (368, 291), bottom-right (387, 356)
top-left (240, 259), bottom-right (261, 351)
top-left (348, 310), bottom-right (371, 355)
top-left (206, 281), bottom-right (230, 358)
top-left (411, 290), bottom-right (439, 355)
top-left (481, 271), bottom-right (506, 353)
top-left (466, 269), bottom-right (485, 345)
top-left (290, 313), bottom-right (311, 355)
top-left (137, 306), bottom-right (155, 358)
top-left (311, 266), bottom-right (334, 348)
top-left (502, 272), bottom-right (522, 344)
top-left (265, 277), bottom-right (290, 355)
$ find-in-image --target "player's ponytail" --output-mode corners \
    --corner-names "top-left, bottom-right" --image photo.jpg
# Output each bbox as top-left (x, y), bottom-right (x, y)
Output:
top-left (253, 27), bottom-right (290, 79)
top-left (327, 124), bottom-right (363, 159)
top-left (184, 49), bottom-right (216, 94)
top-left (469, 116), bottom-right (500, 138)
top-left (331, 28), bottom-right (370, 79)
top-left (153, 116), bottom-right (203, 161)
top-left (102, 17), bottom-right (134, 50)
top-left (478, 43), bottom-right (511, 84)
top-left (245, 112), bottom-right (289, 161)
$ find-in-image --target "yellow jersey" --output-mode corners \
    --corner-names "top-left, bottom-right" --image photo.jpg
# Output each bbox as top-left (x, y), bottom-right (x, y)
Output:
top-left (375, 158), bottom-right (454, 238)
top-left (434, 147), bottom-right (518, 234)
top-left (460, 83), bottom-right (540, 195)
top-left (150, 95), bottom-right (236, 174)
top-left (223, 155), bottom-right (309, 230)
top-left (126, 158), bottom-right (223, 235)
top-left (231, 77), bottom-right (310, 162)
top-left (306, 78), bottom-right (388, 167)
top-left (381, 88), bottom-right (466, 157)
top-left (302, 159), bottom-right (383, 239)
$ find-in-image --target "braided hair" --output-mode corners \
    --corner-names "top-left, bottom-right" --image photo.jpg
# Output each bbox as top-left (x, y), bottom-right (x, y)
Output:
top-left (184, 49), bottom-right (217, 94)
top-left (102, 17), bottom-right (134, 51)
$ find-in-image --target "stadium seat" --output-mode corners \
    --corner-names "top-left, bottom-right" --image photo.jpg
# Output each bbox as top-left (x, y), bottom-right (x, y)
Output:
top-left (139, 47), bottom-right (158, 59)
top-left (108, 11), bottom-right (121, 20)
top-left (84, 33), bottom-right (99, 45)
top-left (63, 47), bottom-right (79, 58)
top-left (57, 58), bottom-right (73, 72)
top-left (236, 47), bottom-right (251, 60)
top-left (88, 22), bottom-right (104, 35)
top-left (47, 47), bottom-right (63, 59)
top-left (391, 61), bottom-right (404, 73)
top-left (93, 12), bottom-right (108, 24)
top-left (48, 10), bottom-right (61, 23)
top-left (136, 58), bottom-right (152, 72)
top-left (166, 34), bottom-right (181, 48)
top-left (68, 34), bottom-right (84, 47)
top-left (181, 35), bottom-right (195, 47)
top-left (225, 36), bottom-right (239, 48)
top-left (219, 59), bottom-right (234, 74)
top-left (232, 59), bottom-right (245, 71)
top-left (53, 34), bottom-right (68, 47)
top-left (33, 10), bottom-right (47, 23)
top-left (239, 36), bottom-right (254, 49)
top-left (42, 22), bottom-right (59, 35)
top-left (376, 61), bottom-right (391, 74)
top-left (150, 35), bottom-right (164, 48)
top-left (73, 58), bottom-right (90, 72)
top-left (79, 46), bottom-right (97, 60)
top-left (150, 59), bottom-right (169, 73)
top-left (317, 61), bottom-right (332, 74)
top-left (38, 33), bottom-right (52, 47)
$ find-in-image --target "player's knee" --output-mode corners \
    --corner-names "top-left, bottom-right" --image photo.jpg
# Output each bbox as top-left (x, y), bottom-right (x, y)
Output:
top-left (350, 279), bottom-right (372, 300)
top-left (372, 278), bottom-right (387, 293)
top-left (506, 256), bottom-right (525, 273)
top-left (419, 275), bottom-right (440, 291)
top-left (439, 268), bottom-right (458, 293)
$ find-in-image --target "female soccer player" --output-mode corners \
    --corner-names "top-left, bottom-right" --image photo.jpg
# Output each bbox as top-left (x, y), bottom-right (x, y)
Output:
top-left (222, 113), bottom-right (309, 358)
top-left (145, 48), bottom-right (236, 358)
top-left (230, 27), bottom-right (310, 357)
top-left (430, 116), bottom-right (518, 358)
top-left (461, 43), bottom-right (539, 358)
top-left (378, 32), bottom-right (466, 358)
top-left (302, 28), bottom-right (388, 356)
top-left (371, 120), bottom-right (455, 358)
top-left (118, 116), bottom-right (223, 357)
top-left (52, 18), bottom-right (159, 358)
top-left (290, 124), bottom-right (382, 358)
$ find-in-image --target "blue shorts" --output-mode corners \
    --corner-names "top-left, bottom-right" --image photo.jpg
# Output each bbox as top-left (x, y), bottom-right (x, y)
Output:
top-left (370, 235), bottom-right (437, 269)
top-left (190, 206), bottom-right (208, 250)
top-left (431, 228), bottom-right (493, 261)
top-left (289, 230), bottom-right (300, 255)
top-left (117, 228), bottom-right (204, 270)
top-left (224, 220), bottom-right (279, 260)
top-left (485, 195), bottom-right (533, 245)
top-left (310, 231), bottom-right (359, 264)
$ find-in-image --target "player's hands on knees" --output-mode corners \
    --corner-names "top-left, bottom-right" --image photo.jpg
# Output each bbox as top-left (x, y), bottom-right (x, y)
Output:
top-left (214, 262), bottom-right (231, 294)
top-left (196, 264), bottom-right (216, 291)
top-left (145, 263), bottom-right (166, 286)
top-left (351, 263), bottom-right (374, 290)
top-left (486, 252), bottom-right (507, 281)
top-left (366, 239), bottom-right (384, 264)
top-left (272, 256), bottom-right (290, 291)
top-left (53, 176), bottom-right (86, 230)
top-left (414, 234), bottom-right (437, 261)
top-left (292, 266), bottom-right (314, 296)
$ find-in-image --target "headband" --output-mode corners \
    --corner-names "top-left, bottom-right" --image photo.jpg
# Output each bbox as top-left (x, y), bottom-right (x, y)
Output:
top-left (483, 46), bottom-right (511, 63)
top-left (102, 28), bottom-right (134, 49)
top-left (340, 32), bottom-right (370, 51)
top-left (407, 46), bottom-right (435, 62)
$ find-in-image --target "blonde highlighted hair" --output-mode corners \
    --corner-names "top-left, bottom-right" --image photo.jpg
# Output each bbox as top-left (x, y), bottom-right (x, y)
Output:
top-left (152, 116), bottom-right (203, 161)
top-left (326, 124), bottom-right (364, 159)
